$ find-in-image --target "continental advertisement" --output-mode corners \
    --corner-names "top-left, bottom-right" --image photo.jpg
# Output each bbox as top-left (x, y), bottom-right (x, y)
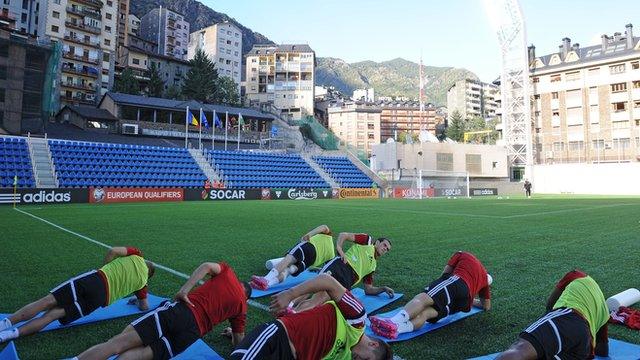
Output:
top-left (338, 188), bottom-right (379, 199)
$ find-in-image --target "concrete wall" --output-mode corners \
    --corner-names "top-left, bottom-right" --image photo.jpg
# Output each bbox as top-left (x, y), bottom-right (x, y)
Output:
top-left (532, 162), bottom-right (640, 195)
top-left (372, 142), bottom-right (509, 178)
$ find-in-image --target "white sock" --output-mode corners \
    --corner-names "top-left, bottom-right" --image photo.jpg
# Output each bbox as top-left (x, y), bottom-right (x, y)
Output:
top-left (389, 310), bottom-right (410, 324)
top-left (397, 320), bottom-right (414, 334)
top-left (0, 328), bottom-right (19, 342)
top-left (264, 269), bottom-right (280, 286)
top-left (0, 318), bottom-right (12, 331)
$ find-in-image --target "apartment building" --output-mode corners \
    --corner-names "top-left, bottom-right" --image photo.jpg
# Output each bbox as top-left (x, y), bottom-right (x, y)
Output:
top-left (37, 0), bottom-right (118, 107)
top-left (327, 101), bottom-right (443, 155)
top-left (116, 32), bottom-right (189, 93)
top-left (447, 79), bottom-right (499, 120)
top-left (245, 44), bottom-right (315, 120)
top-left (529, 24), bottom-right (640, 164)
top-left (328, 103), bottom-right (381, 156)
top-left (0, 0), bottom-right (38, 34)
top-left (116, 0), bottom-right (128, 50)
top-left (128, 14), bottom-right (139, 35)
top-left (188, 21), bottom-right (241, 91)
top-left (139, 7), bottom-right (189, 61)
top-left (0, 27), bottom-right (54, 134)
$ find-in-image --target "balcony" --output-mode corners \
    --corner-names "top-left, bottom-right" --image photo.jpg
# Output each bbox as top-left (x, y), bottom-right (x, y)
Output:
top-left (61, 80), bottom-right (96, 92)
top-left (611, 110), bottom-right (629, 122)
top-left (633, 88), bottom-right (640, 100)
top-left (64, 34), bottom-right (100, 48)
top-left (60, 94), bottom-right (96, 105)
top-left (62, 51), bottom-right (99, 65)
top-left (62, 64), bottom-right (99, 78)
top-left (69, 0), bottom-right (103, 9)
top-left (66, 5), bottom-right (101, 19)
top-left (551, 99), bottom-right (559, 109)
top-left (167, 20), bottom-right (176, 29)
top-left (610, 91), bottom-right (628, 103)
top-left (65, 20), bottom-right (101, 35)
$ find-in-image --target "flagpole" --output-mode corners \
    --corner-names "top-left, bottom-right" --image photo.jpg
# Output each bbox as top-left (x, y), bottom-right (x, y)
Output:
top-left (184, 106), bottom-right (189, 148)
top-left (199, 107), bottom-right (203, 150)
top-left (237, 114), bottom-right (241, 151)
top-left (224, 111), bottom-right (228, 151)
top-left (13, 175), bottom-right (17, 209)
top-left (212, 110), bottom-right (216, 151)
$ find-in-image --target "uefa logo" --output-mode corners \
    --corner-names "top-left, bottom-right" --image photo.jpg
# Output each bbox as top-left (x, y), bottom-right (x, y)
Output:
top-left (93, 188), bottom-right (106, 202)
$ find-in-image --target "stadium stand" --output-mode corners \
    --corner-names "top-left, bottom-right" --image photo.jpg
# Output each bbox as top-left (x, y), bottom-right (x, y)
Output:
top-left (49, 139), bottom-right (207, 188)
top-left (206, 149), bottom-right (330, 189)
top-left (313, 156), bottom-right (374, 188)
top-left (0, 137), bottom-right (35, 188)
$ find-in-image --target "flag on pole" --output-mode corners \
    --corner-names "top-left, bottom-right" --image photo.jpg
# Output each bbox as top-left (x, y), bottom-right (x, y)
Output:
top-left (201, 111), bottom-right (210, 129)
top-left (189, 110), bottom-right (199, 127)
top-left (237, 113), bottom-right (244, 150)
top-left (214, 112), bottom-right (222, 128)
top-left (185, 106), bottom-right (190, 148)
top-left (224, 111), bottom-right (229, 151)
top-left (198, 108), bottom-right (204, 150)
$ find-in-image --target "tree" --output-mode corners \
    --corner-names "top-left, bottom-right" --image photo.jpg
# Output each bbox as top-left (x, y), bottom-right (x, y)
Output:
top-left (212, 76), bottom-right (240, 105)
top-left (164, 84), bottom-right (182, 100)
top-left (114, 68), bottom-right (140, 95)
top-left (445, 110), bottom-right (465, 142)
top-left (146, 62), bottom-right (164, 98)
top-left (181, 48), bottom-right (218, 102)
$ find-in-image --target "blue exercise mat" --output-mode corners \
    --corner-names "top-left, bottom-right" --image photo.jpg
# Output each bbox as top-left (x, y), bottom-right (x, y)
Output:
top-left (250, 270), bottom-right (317, 298)
top-left (467, 339), bottom-right (640, 360)
top-left (365, 307), bottom-right (483, 343)
top-left (350, 288), bottom-right (403, 314)
top-left (106, 339), bottom-right (222, 360)
top-left (0, 342), bottom-right (19, 360)
top-left (173, 339), bottom-right (224, 360)
top-left (0, 294), bottom-right (166, 333)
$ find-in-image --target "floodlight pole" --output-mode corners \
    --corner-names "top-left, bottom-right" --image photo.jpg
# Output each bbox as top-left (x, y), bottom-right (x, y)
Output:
top-left (489, 0), bottom-right (533, 180)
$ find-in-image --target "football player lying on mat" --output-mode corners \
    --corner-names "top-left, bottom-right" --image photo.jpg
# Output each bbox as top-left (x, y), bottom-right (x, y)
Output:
top-left (250, 224), bottom-right (336, 290)
top-left (231, 273), bottom-right (393, 360)
top-left (75, 262), bottom-right (251, 360)
top-left (370, 251), bottom-right (491, 339)
top-left (293, 232), bottom-right (393, 313)
top-left (495, 269), bottom-right (609, 360)
top-left (0, 247), bottom-right (154, 343)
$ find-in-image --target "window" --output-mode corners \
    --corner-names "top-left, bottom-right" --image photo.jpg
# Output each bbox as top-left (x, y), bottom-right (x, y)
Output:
top-left (105, 26), bottom-right (111, 32)
top-left (532, 77), bottom-right (539, 83)
top-left (588, 67), bottom-right (600, 76)
top-left (0, 65), bottom-right (7, 79)
top-left (568, 141), bottom-right (584, 151)
top-left (104, 39), bottom-right (110, 46)
top-left (590, 105), bottom-right (599, 124)
top-left (103, 53), bottom-right (109, 62)
top-left (592, 140), bottom-right (604, 149)
top-left (632, 61), bottom-right (639, 70)
top-left (551, 92), bottom-right (559, 99)
top-left (465, 154), bottom-right (482, 173)
top-left (633, 81), bottom-right (640, 89)
top-left (553, 142), bottom-right (564, 152)
top-left (550, 74), bottom-right (561, 82)
top-left (566, 71), bottom-right (580, 81)
top-left (634, 100), bottom-right (640, 109)
top-left (0, 88), bottom-right (4, 102)
top-left (611, 83), bottom-right (627, 92)
top-left (20, 12), bottom-right (26, 22)
top-left (552, 111), bottom-right (560, 127)
top-left (436, 153), bottom-right (453, 171)
top-left (21, 0), bottom-right (27, 9)
top-left (51, 10), bottom-right (60, 18)
top-left (566, 107), bottom-right (582, 126)
top-left (612, 102), bottom-right (627, 112)
top-left (610, 64), bottom-right (625, 74)
top-left (105, 13), bottom-right (111, 19)
top-left (132, 58), bottom-right (139, 65)
top-left (106, 0), bottom-right (113, 6)
top-left (613, 138), bottom-right (630, 149)
top-left (51, 25), bottom-right (58, 32)
top-left (53, 0), bottom-right (60, 4)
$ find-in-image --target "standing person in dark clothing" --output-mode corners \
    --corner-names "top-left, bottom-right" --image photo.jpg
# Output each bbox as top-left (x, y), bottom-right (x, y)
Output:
top-left (524, 179), bottom-right (532, 198)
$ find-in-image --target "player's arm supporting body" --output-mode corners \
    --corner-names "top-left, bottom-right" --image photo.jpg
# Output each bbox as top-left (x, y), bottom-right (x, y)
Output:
top-left (271, 274), bottom-right (349, 314)
top-left (363, 274), bottom-right (394, 297)
top-left (112, 247), bottom-right (151, 311)
top-left (301, 224), bottom-right (331, 242)
top-left (104, 247), bottom-right (130, 264)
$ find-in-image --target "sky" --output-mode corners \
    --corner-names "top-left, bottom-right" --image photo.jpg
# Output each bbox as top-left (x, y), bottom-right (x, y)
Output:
top-left (201, 0), bottom-right (639, 82)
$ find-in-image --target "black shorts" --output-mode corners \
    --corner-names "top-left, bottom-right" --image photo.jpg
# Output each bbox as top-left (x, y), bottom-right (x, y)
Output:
top-left (50, 270), bottom-right (107, 325)
top-left (131, 301), bottom-right (200, 360)
top-left (230, 321), bottom-right (294, 360)
top-left (520, 308), bottom-right (591, 360)
top-left (286, 242), bottom-right (317, 276)
top-left (319, 257), bottom-right (356, 289)
top-left (424, 274), bottom-right (470, 323)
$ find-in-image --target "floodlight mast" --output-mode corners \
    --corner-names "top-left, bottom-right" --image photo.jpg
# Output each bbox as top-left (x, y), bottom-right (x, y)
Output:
top-left (489, 0), bottom-right (533, 179)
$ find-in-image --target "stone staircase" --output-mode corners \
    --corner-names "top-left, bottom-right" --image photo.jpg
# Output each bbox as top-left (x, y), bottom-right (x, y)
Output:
top-left (27, 137), bottom-right (57, 188)
top-left (188, 148), bottom-right (223, 184)
top-left (301, 153), bottom-right (339, 188)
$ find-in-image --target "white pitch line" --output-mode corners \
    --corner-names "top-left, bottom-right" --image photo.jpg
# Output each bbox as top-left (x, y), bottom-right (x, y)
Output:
top-left (281, 202), bottom-right (502, 219)
top-left (501, 203), bottom-right (636, 219)
top-left (13, 207), bottom-right (270, 312)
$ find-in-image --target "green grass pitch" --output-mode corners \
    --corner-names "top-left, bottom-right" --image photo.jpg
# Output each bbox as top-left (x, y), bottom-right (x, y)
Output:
top-left (1, 195), bottom-right (639, 359)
